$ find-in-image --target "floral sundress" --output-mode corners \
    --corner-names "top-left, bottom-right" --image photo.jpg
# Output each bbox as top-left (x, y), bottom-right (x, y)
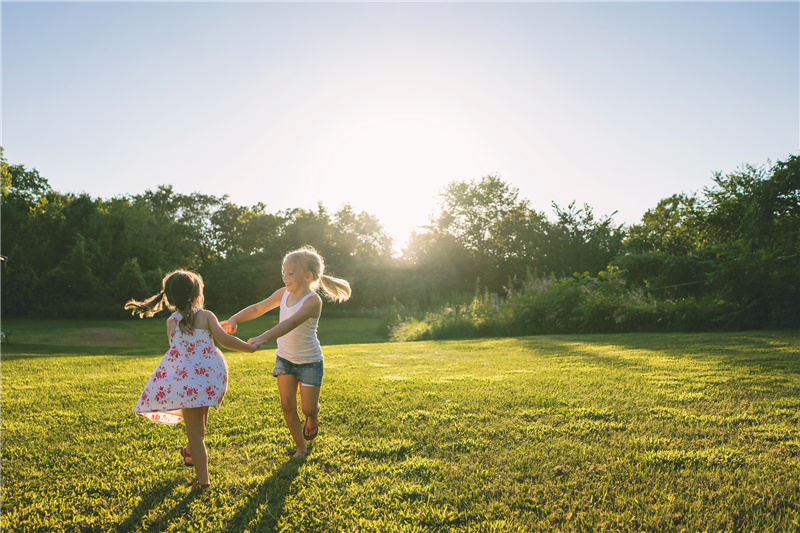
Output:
top-left (134, 311), bottom-right (229, 425)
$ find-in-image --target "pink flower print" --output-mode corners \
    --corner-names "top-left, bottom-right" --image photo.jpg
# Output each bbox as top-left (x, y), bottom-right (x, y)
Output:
top-left (177, 367), bottom-right (189, 380)
top-left (155, 387), bottom-right (166, 402)
top-left (205, 385), bottom-right (216, 400)
top-left (185, 386), bottom-right (199, 397)
top-left (195, 367), bottom-right (208, 378)
top-left (153, 368), bottom-right (167, 382)
top-left (203, 346), bottom-right (214, 355)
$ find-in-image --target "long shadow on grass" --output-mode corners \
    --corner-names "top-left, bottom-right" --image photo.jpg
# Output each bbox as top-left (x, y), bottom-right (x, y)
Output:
top-left (117, 476), bottom-right (186, 532)
top-left (223, 456), bottom-right (304, 532)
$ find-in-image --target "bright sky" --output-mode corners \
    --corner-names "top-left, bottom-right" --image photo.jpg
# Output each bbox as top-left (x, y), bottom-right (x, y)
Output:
top-left (3, 2), bottom-right (798, 249)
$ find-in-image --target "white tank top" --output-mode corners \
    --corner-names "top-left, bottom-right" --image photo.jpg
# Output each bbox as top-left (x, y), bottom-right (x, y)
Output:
top-left (275, 290), bottom-right (323, 364)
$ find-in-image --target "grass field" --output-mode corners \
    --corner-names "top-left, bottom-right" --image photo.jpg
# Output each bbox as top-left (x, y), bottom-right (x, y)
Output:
top-left (1, 318), bottom-right (798, 532)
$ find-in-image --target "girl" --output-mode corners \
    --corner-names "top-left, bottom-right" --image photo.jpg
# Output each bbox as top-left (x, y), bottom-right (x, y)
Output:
top-left (221, 246), bottom-right (351, 458)
top-left (126, 270), bottom-right (256, 491)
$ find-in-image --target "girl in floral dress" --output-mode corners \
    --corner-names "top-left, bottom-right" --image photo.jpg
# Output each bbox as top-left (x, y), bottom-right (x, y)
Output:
top-left (126, 270), bottom-right (255, 491)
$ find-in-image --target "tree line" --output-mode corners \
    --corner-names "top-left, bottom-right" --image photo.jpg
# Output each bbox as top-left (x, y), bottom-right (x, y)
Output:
top-left (2, 148), bottom-right (797, 333)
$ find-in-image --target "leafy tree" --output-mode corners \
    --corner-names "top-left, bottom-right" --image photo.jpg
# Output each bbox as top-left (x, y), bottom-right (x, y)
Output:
top-left (0, 147), bottom-right (10, 197)
top-left (543, 201), bottom-right (625, 278)
top-left (700, 163), bottom-right (769, 245)
top-left (742, 155), bottom-right (800, 252)
top-left (1, 160), bottom-right (54, 269)
top-left (333, 204), bottom-right (393, 260)
top-left (135, 185), bottom-right (225, 268)
top-left (2, 145), bottom-right (796, 330)
top-left (435, 175), bottom-right (535, 259)
top-left (625, 194), bottom-right (702, 255)
top-left (706, 157), bottom-right (800, 328)
top-left (113, 258), bottom-right (149, 307)
top-left (426, 175), bottom-right (550, 290)
top-left (43, 233), bottom-right (103, 316)
top-left (4, 163), bottom-right (51, 205)
top-left (403, 230), bottom-right (477, 305)
top-left (277, 204), bottom-right (341, 264)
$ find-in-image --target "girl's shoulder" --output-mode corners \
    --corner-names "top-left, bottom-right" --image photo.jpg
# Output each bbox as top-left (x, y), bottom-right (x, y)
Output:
top-left (302, 291), bottom-right (323, 311)
top-left (307, 291), bottom-right (323, 304)
top-left (192, 308), bottom-right (217, 330)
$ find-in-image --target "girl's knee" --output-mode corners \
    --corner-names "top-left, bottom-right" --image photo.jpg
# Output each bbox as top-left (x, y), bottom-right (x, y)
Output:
top-left (185, 423), bottom-right (206, 441)
top-left (301, 402), bottom-right (320, 418)
top-left (280, 399), bottom-right (297, 415)
top-left (183, 411), bottom-right (207, 440)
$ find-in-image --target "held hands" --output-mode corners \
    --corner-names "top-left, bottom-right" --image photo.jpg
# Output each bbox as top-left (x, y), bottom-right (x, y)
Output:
top-left (220, 320), bottom-right (237, 334)
top-left (248, 336), bottom-right (267, 350)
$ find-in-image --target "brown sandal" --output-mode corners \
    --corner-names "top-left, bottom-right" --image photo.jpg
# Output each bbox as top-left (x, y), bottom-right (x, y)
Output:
top-left (303, 417), bottom-right (319, 441)
top-left (179, 446), bottom-right (193, 467)
top-left (188, 481), bottom-right (211, 491)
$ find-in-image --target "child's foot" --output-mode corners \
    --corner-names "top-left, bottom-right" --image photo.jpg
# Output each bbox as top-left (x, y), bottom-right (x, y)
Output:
top-left (188, 480), bottom-right (211, 491)
top-left (180, 446), bottom-right (193, 467)
top-left (292, 449), bottom-right (311, 458)
top-left (303, 404), bottom-right (321, 441)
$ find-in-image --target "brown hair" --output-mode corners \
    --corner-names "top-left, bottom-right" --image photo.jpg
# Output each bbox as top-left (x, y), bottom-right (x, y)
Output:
top-left (283, 246), bottom-right (351, 302)
top-left (124, 270), bottom-right (204, 333)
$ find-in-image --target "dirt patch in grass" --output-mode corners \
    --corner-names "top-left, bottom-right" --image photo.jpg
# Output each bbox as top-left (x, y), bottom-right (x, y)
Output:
top-left (68, 328), bottom-right (134, 347)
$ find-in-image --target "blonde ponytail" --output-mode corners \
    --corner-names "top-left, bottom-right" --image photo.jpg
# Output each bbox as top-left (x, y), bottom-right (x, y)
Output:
top-left (319, 274), bottom-right (351, 303)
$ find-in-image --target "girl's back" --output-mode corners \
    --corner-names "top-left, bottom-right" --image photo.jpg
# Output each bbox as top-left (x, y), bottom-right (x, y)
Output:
top-left (135, 310), bottom-right (228, 425)
top-left (170, 311), bottom-right (219, 352)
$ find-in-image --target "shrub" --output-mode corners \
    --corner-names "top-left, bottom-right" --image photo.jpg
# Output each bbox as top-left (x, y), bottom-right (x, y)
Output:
top-left (390, 268), bottom-right (725, 341)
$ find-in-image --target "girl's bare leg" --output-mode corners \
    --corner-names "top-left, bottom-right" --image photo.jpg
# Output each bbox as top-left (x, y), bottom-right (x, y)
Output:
top-left (276, 375), bottom-right (306, 456)
top-left (299, 385), bottom-right (321, 436)
top-left (183, 406), bottom-right (210, 484)
top-left (182, 407), bottom-right (210, 465)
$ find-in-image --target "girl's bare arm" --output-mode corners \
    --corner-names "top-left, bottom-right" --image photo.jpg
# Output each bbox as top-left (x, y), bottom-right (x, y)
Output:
top-left (196, 310), bottom-right (256, 352)
top-left (248, 294), bottom-right (322, 347)
top-left (221, 288), bottom-right (285, 333)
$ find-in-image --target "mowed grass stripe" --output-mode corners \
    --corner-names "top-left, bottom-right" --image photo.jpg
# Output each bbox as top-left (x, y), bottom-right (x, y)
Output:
top-left (1, 327), bottom-right (798, 532)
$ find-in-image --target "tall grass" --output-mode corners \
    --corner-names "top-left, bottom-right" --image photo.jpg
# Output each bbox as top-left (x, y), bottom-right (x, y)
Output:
top-left (1, 321), bottom-right (799, 532)
top-left (390, 269), bottom-right (736, 342)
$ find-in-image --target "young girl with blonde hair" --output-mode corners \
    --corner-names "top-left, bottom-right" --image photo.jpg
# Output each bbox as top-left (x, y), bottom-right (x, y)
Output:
top-left (126, 270), bottom-right (256, 491)
top-left (222, 246), bottom-right (351, 458)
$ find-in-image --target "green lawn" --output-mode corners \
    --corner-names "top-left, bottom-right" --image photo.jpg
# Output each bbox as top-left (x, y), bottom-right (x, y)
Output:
top-left (1, 320), bottom-right (798, 532)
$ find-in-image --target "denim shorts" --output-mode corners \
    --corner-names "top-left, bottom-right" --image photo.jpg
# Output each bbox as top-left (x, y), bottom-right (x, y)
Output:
top-left (272, 356), bottom-right (324, 387)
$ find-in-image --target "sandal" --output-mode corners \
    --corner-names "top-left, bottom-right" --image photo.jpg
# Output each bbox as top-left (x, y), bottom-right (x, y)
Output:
top-left (179, 446), bottom-right (193, 467)
top-left (303, 417), bottom-right (319, 441)
top-left (188, 481), bottom-right (211, 492)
